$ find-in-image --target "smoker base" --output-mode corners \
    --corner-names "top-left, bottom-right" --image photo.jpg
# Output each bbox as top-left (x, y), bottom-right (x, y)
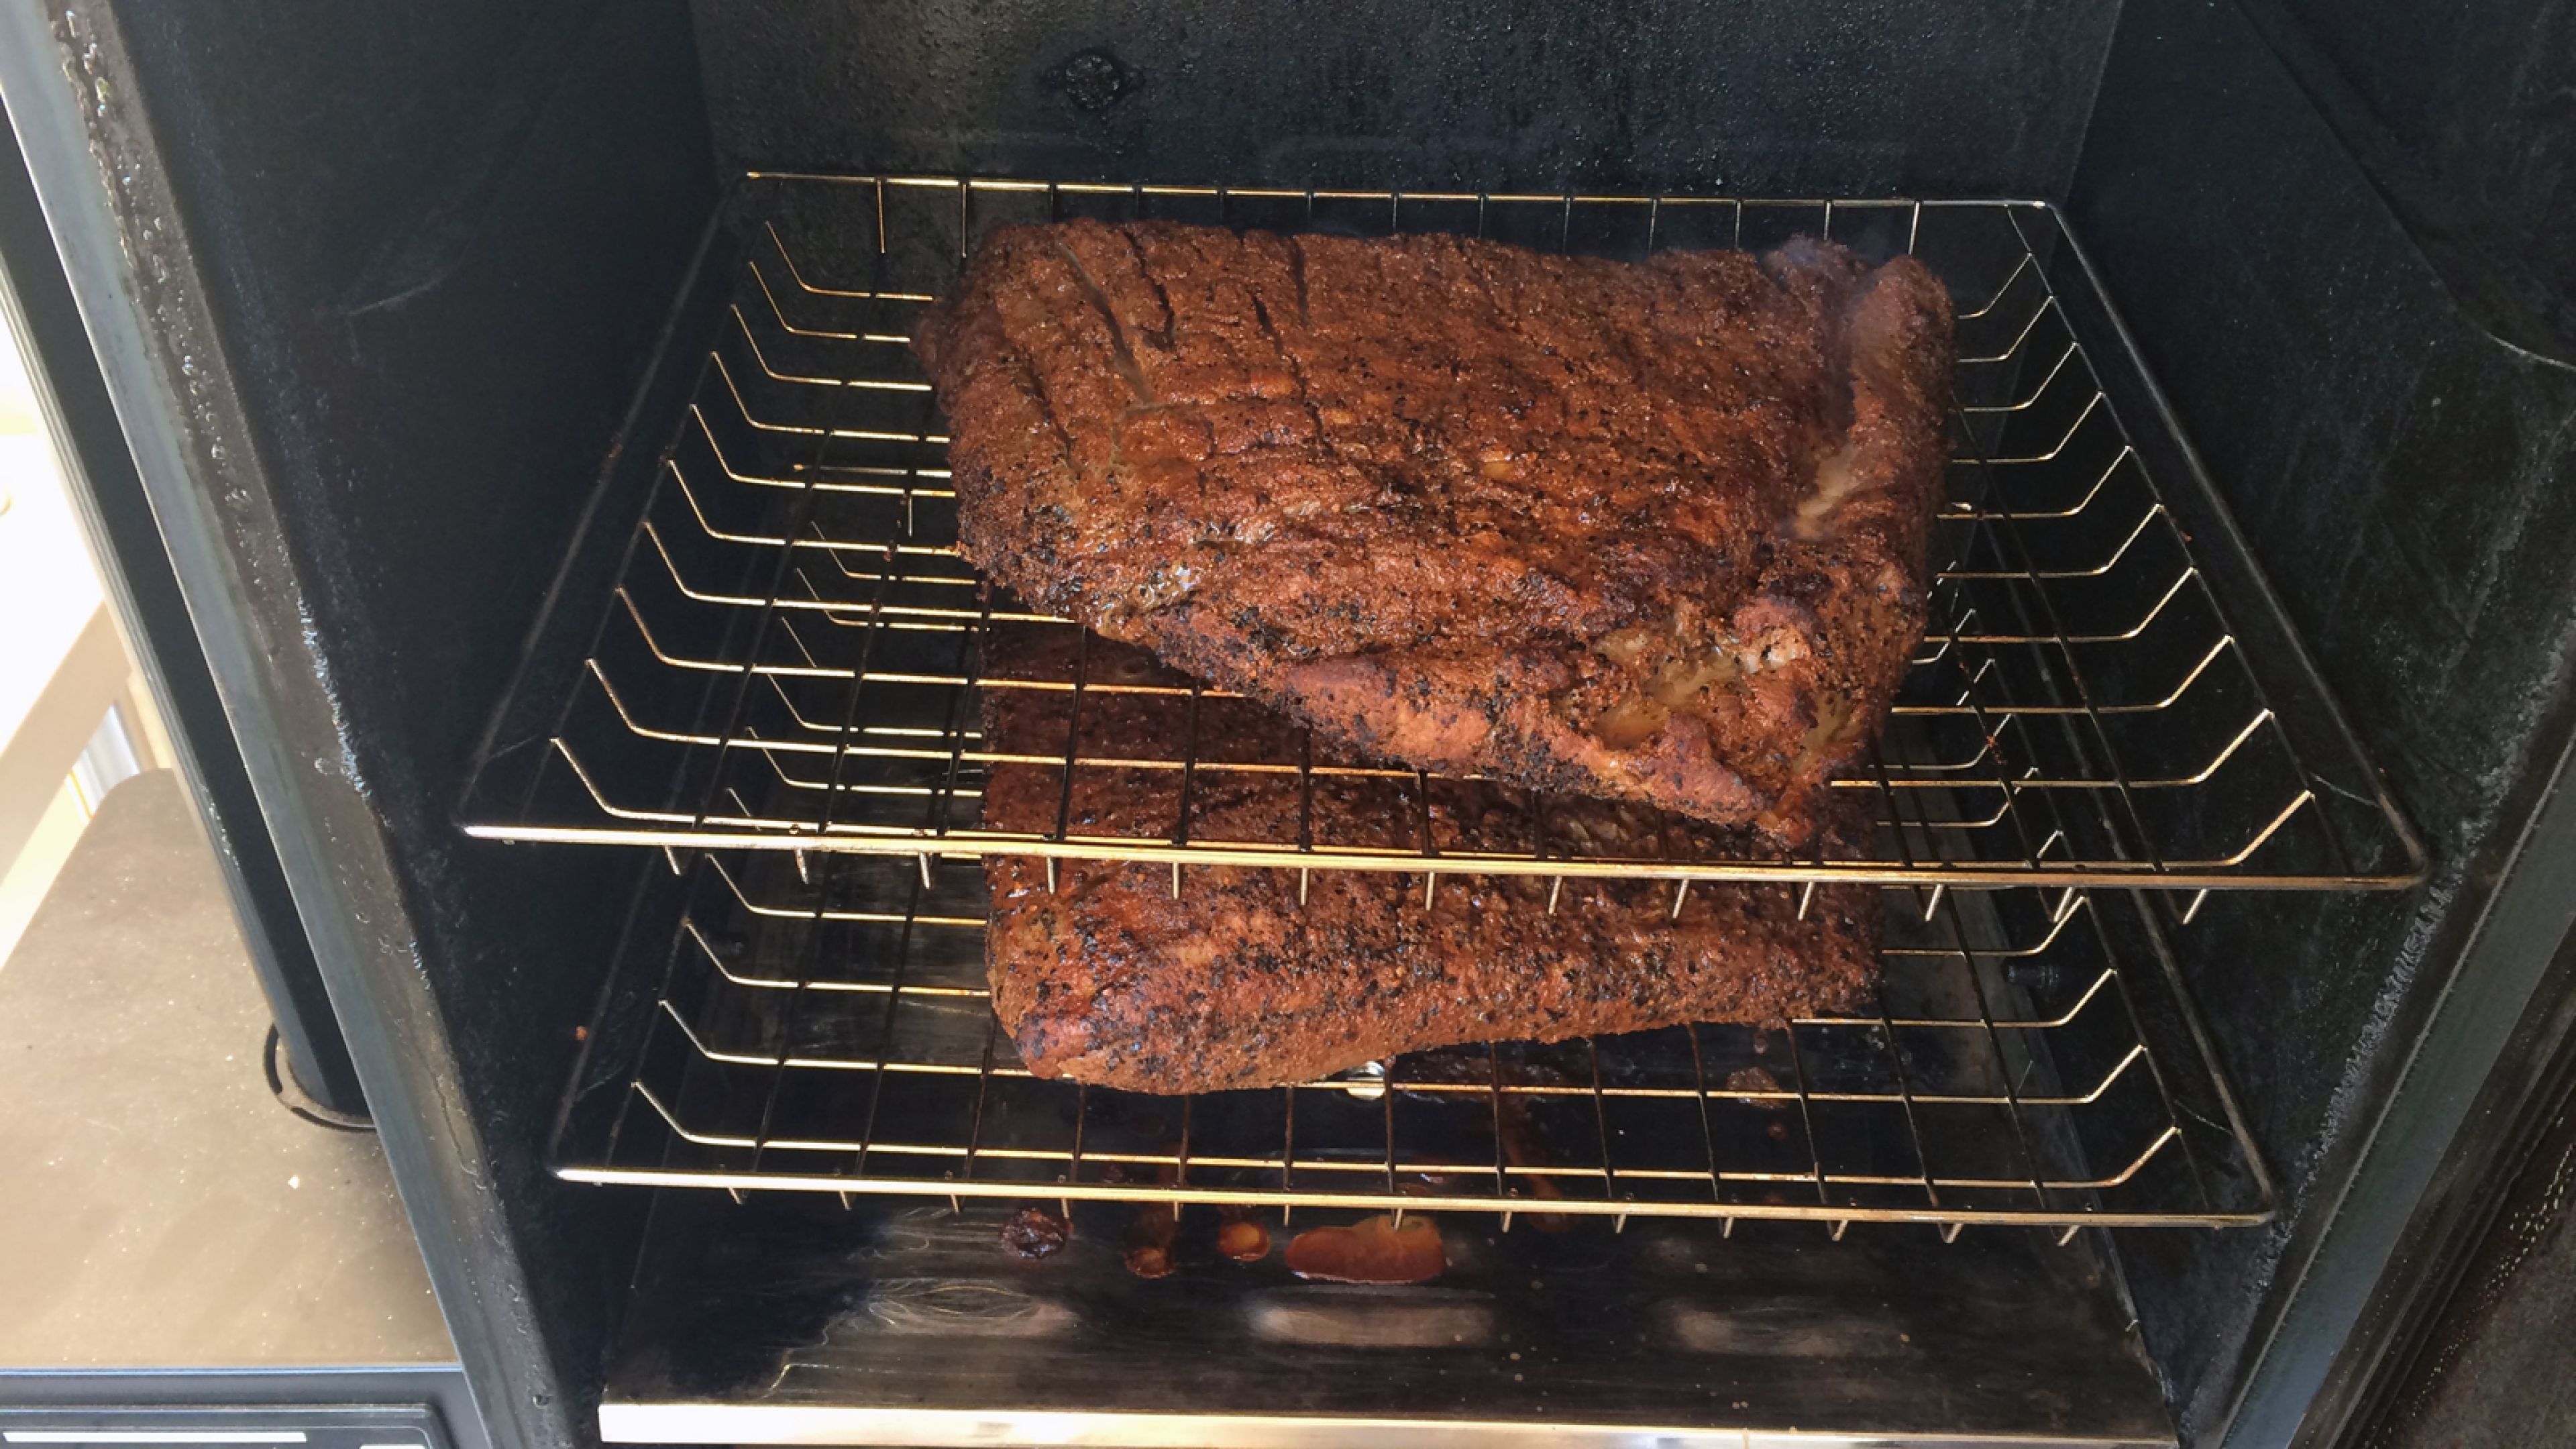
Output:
top-left (600, 1191), bottom-right (2172, 1447)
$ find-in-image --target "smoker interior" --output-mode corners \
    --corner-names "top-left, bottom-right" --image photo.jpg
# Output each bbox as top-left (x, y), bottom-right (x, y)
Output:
top-left (561, 852), bottom-right (2269, 1229)
top-left (599, 1192), bottom-right (2172, 1446)
top-left (27, 0), bottom-right (2576, 1446)
top-left (462, 182), bottom-right (2419, 890)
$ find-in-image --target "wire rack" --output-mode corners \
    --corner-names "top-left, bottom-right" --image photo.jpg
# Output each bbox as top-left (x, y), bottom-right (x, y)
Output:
top-left (462, 175), bottom-right (2426, 890)
top-left (551, 847), bottom-right (2271, 1231)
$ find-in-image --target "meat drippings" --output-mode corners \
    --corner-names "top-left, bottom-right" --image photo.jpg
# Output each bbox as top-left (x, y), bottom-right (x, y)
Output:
top-left (1285, 1215), bottom-right (1446, 1284)
top-left (1793, 441), bottom-right (1865, 541)
top-left (1589, 617), bottom-right (1754, 748)
top-left (1585, 413), bottom-right (1879, 763)
top-left (1217, 1214), bottom-right (1273, 1263)
top-left (999, 1205), bottom-right (1071, 1259)
top-left (1724, 1065), bottom-right (1786, 1106)
top-left (1124, 1201), bottom-right (1179, 1279)
top-left (1593, 692), bottom-right (1672, 748)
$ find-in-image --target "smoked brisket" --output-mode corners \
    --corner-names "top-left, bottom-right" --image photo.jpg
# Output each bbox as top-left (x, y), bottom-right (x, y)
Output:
top-left (977, 632), bottom-right (1880, 1093)
top-left (914, 222), bottom-right (1953, 838)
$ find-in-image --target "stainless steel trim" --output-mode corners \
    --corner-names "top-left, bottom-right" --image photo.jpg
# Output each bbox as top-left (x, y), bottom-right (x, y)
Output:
top-left (601, 1402), bottom-right (2172, 1448)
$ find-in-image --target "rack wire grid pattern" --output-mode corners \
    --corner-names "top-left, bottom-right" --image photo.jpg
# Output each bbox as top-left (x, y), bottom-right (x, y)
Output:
top-left (462, 175), bottom-right (2426, 890)
top-left (552, 847), bottom-right (2271, 1230)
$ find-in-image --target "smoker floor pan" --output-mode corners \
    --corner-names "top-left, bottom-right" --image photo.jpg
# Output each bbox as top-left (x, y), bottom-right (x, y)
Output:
top-left (598, 1192), bottom-right (2170, 1448)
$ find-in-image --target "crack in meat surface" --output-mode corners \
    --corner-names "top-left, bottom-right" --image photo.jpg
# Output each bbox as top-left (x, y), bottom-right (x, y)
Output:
top-left (916, 222), bottom-right (1953, 840)
top-left (977, 629), bottom-right (1880, 1093)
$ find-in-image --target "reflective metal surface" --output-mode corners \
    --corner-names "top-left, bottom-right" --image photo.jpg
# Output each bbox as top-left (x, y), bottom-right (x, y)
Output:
top-left (600, 1191), bottom-right (2174, 1446)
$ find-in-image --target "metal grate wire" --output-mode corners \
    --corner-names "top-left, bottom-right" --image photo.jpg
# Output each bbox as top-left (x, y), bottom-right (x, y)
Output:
top-left (550, 847), bottom-right (2272, 1230)
top-left (462, 175), bottom-right (2421, 890)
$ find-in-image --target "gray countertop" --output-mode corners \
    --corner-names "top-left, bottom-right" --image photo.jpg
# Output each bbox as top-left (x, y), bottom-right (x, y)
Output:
top-left (0, 769), bottom-right (453, 1370)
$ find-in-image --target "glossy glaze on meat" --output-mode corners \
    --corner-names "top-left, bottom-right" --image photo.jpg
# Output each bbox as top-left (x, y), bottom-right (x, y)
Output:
top-left (914, 221), bottom-right (1953, 839)
top-left (977, 637), bottom-right (1880, 1093)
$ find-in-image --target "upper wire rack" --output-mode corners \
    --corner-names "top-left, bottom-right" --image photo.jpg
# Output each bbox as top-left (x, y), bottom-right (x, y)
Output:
top-left (462, 176), bottom-right (2425, 890)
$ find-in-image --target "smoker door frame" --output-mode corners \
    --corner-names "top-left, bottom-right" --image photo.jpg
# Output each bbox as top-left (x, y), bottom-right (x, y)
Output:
top-left (0, 11), bottom-right (576, 1449)
top-left (0, 46), bottom-right (366, 1122)
top-left (2242, 755), bottom-right (2576, 1448)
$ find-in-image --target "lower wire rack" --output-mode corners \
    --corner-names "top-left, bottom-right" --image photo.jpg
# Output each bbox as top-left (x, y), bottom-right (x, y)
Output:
top-left (462, 174), bottom-right (2423, 890)
top-left (553, 850), bottom-right (2272, 1231)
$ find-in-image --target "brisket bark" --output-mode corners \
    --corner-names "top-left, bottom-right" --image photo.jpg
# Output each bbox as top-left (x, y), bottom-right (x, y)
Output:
top-left (977, 631), bottom-right (1880, 1094)
top-left (914, 221), bottom-right (1953, 838)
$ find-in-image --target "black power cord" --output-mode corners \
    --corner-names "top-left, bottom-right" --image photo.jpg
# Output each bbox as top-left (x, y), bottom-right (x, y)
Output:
top-left (264, 1023), bottom-right (374, 1132)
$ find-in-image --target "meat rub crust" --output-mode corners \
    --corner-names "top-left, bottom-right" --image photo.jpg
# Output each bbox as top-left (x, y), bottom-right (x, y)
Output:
top-left (977, 634), bottom-right (1880, 1093)
top-left (915, 221), bottom-right (1953, 839)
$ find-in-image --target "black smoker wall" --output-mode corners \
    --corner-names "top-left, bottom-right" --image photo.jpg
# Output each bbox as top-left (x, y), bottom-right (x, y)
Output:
top-left (690, 0), bottom-right (2127, 197)
top-left (2072, 0), bottom-right (2576, 1442)
top-left (91, 3), bottom-right (720, 1445)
